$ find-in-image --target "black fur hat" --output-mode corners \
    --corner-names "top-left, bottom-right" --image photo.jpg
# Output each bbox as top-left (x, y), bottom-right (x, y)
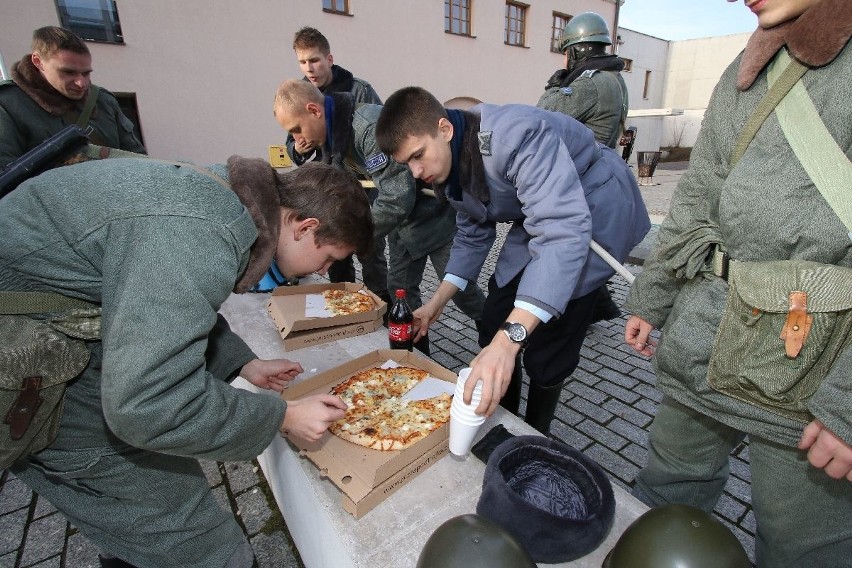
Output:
top-left (476, 435), bottom-right (615, 563)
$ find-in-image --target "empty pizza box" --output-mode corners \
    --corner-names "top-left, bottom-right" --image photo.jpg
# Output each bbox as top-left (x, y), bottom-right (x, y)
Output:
top-left (266, 282), bottom-right (387, 351)
top-left (280, 349), bottom-right (456, 518)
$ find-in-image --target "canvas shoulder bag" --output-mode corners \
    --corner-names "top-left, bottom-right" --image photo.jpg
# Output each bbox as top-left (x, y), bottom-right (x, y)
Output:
top-left (1, 292), bottom-right (99, 469)
top-left (708, 49), bottom-right (852, 422)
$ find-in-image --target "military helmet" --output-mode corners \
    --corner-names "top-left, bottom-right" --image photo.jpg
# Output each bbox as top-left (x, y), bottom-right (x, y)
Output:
top-left (559, 12), bottom-right (612, 52)
top-left (602, 504), bottom-right (752, 568)
top-left (416, 514), bottom-right (536, 568)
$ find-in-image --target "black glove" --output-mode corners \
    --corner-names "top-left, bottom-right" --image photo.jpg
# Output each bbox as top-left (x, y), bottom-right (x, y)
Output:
top-left (471, 424), bottom-right (516, 464)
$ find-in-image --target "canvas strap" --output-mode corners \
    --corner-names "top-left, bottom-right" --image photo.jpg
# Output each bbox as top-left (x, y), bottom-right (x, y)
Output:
top-left (769, 49), bottom-right (852, 239)
top-left (75, 84), bottom-right (100, 129)
top-left (730, 50), bottom-right (807, 168)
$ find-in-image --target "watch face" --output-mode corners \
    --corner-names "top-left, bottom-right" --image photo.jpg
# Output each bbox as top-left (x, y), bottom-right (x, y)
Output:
top-left (504, 322), bottom-right (527, 343)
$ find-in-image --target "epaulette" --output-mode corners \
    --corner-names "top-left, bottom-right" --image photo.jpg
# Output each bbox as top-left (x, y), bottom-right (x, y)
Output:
top-left (580, 69), bottom-right (598, 79)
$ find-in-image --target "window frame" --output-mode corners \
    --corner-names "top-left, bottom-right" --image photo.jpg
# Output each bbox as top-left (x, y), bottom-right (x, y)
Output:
top-left (643, 70), bottom-right (652, 100)
top-left (54, 0), bottom-right (124, 44)
top-left (445, 0), bottom-right (473, 37)
top-left (550, 11), bottom-right (571, 54)
top-left (504, 1), bottom-right (528, 48)
top-left (322, 0), bottom-right (351, 16)
top-left (620, 57), bottom-right (633, 72)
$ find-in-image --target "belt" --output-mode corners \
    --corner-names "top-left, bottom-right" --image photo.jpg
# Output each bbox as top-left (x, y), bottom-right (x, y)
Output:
top-left (710, 246), bottom-right (731, 281)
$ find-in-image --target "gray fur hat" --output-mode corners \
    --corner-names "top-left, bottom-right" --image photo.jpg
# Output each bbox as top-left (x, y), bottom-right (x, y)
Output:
top-left (476, 435), bottom-right (615, 563)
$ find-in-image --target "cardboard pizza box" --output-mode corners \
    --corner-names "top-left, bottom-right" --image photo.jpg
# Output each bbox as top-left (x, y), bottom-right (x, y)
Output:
top-left (281, 349), bottom-right (456, 518)
top-left (266, 282), bottom-right (387, 351)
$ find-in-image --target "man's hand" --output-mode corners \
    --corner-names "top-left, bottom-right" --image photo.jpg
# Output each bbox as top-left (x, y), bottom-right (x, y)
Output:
top-left (281, 394), bottom-right (347, 443)
top-left (798, 420), bottom-right (852, 481)
top-left (624, 315), bottom-right (657, 357)
top-left (412, 300), bottom-right (442, 341)
top-left (467, 334), bottom-right (522, 416)
top-left (240, 358), bottom-right (303, 392)
top-left (293, 139), bottom-right (314, 155)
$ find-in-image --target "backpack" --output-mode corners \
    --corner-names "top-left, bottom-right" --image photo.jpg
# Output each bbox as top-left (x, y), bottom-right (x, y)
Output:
top-left (1, 292), bottom-right (100, 469)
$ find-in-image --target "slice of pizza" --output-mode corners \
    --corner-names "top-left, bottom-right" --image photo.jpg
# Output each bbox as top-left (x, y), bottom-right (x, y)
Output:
top-left (321, 289), bottom-right (375, 316)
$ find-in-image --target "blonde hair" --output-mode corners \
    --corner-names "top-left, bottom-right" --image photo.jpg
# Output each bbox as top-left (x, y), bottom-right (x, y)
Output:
top-left (273, 79), bottom-right (324, 118)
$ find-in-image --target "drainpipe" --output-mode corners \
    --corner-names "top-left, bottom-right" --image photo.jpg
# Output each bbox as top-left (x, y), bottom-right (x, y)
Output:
top-left (612, 0), bottom-right (622, 55)
top-left (0, 48), bottom-right (9, 80)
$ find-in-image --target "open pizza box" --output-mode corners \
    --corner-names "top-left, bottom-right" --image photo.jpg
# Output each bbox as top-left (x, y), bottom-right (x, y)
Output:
top-left (281, 349), bottom-right (456, 518)
top-left (266, 282), bottom-right (387, 351)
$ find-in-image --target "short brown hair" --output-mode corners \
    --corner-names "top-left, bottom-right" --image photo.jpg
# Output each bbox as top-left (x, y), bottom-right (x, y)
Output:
top-left (292, 26), bottom-right (331, 55)
top-left (275, 162), bottom-right (373, 256)
top-left (31, 26), bottom-right (89, 59)
top-left (376, 86), bottom-right (448, 156)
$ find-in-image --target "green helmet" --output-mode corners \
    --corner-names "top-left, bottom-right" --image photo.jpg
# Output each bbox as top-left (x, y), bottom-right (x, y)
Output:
top-left (602, 504), bottom-right (752, 568)
top-left (559, 12), bottom-right (612, 52)
top-left (416, 514), bottom-right (536, 568)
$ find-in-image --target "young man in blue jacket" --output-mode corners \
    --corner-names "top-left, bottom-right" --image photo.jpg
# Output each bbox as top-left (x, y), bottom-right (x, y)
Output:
top-left (376, 87), bottom-right (649, 434)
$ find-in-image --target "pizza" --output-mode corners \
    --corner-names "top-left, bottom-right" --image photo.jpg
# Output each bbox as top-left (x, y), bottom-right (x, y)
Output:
top-left (321, 289), bottom-right (375, 316)
top-left (329, 367), bottom-right (452, 451)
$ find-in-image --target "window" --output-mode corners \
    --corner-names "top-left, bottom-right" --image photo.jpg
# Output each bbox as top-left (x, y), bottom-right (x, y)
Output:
top-left (55, 0), bottom-right (123, 44)
top-left (323, 0), bottom-right (350, 15)
top-left (445, 0), bottom-right (472, 36)
top-left (505, 2), bottom-right (527, 47)
top-left (620, 57), bottom-right (633, 72)
top-left (550, 12), bottom-right (571, 53)
top-left (114, 92), bottom-right (145, 147)
top-left (643, 70), bottom-right (652, 99)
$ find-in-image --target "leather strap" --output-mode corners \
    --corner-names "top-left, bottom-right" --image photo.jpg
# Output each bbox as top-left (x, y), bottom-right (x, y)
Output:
top-left (4, 377), bottom-right (43, 440)
top-left (780, 291), bottom-right (813, 358)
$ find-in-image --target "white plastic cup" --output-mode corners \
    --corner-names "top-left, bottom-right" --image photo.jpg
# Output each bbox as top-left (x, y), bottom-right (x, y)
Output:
top-left (455, 368), bottom-right (483, 407)
top-left (449, 409), bottom-right (485, 457)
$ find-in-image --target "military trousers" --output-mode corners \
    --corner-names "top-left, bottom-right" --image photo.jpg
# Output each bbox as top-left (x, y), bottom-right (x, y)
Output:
top-left (633, 396), bottom-right (852, 567)
top-left (386, 233), bottom-right (485, 320)
top-left (10, 362), bottom-right (253, 568)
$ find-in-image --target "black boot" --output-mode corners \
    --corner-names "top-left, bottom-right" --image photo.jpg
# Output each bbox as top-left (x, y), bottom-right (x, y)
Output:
top-left (499, 358), bottom-right (523, 416)
top-left (99, 555), bottom-right (138, 568)
top-left (413, 334), bottom-right (431, 356)
top-left (524, 380), bottom-right (565, 435)
top-left (590, 285), bottom-right (621, 323)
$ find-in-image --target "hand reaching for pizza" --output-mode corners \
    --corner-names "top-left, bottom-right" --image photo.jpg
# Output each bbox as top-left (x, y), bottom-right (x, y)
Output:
top-left (281, 394), bottom-right (347, 443)
top-left (240, 358), bottom-right (304, 392)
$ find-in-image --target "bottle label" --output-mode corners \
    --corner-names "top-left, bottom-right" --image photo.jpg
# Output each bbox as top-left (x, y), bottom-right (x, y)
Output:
top-left (388, 323), bottom-right (412, 342)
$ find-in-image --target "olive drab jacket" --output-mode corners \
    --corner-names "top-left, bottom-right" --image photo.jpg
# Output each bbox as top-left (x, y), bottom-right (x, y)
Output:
top-left (0, 55), bottom-right (146, 169)
top-left (537, 62), bottom-right (628, 149)
top-left (624, 0), bottom-right (852, 447)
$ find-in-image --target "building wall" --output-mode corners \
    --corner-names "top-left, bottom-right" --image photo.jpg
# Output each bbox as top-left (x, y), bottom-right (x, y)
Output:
top-left (0, 1), bottom-right (751, 164)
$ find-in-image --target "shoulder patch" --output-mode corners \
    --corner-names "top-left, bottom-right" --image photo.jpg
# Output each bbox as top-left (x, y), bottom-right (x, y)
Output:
top-left (580, 69), bottom-right (598, 79)
top-left (560, 87), bottom-right (573, 95)
top-left (364, 152), bottom-right (388, 173)
top-left (477, 131), bottom-right (492, 156)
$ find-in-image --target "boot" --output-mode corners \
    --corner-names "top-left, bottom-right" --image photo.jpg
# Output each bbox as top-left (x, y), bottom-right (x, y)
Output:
top-left (499, 358), bottom-right (524, 416)
top-left (99, 555), bottom-right (138, 568)
top-left (590, 285), bottom-right (621, 323)
top-left (413, 334), bottom-right (431, 356)
top-left (524, 380), bottom-right (565, 435)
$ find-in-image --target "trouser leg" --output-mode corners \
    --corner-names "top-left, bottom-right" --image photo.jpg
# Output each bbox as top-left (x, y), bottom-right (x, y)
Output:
top-left (631, 396), bottom-right (744, 511)
top-left (427, 241), bottom-right (486, 323)
top-left (524, 380), bottom-right (565, 435)
top-left (358, 233), bottom-right (390, 303)
top-left (748, 435), bottom-right (852, 567)
top-left (387, 233), bottom-right (424, 309)
top-left (589, 283), bottom-right (622, 323)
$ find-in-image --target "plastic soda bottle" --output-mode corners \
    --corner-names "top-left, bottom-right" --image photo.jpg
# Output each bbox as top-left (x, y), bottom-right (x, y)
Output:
top-left (388, 289), bottom-right (413, 350)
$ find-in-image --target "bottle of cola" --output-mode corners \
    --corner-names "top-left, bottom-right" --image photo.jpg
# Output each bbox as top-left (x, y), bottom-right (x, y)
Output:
top-left (388, 288), bottom-right (413, 351)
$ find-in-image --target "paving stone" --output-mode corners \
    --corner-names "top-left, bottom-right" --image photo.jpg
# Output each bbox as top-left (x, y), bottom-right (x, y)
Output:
top-left (552, 404), bottom-right (584, 427)
top-left (715, 494), bottom-right (749, 524)
top-left (606, 416), bottom-right (650, 446)
top-left (584, 445), bottom-right (641, 485)
top-left (251, 532), bottom-right (301, 568)
top-left (620, 442), bottom-right (648, 468)
top-left (576, 420), bottom-right (629, 452)
top-left (18, 512), bottom-right (64, 567)
top-left (25, 555), bottom-right (61, 567)
top-left (236, 488), bottom-right (271, 536)
top-left (549, 422), bottom-right (592, 451)
top-left (576, 357), bottom-right (603, 373)
top-left (567, 396), bottom-right (615, 424)
top-left (634, 383), bottom-right (664, 403)
top-left (724, 475), bottom-right (752, 504)
top-left (0, 551), bottom-right (16, 568)
top-left (0, 508), bottom-right (27, 556)
top-left (596, 381), bottom-right (642, 405)
top-left (566, 381), bottom-right (608, 405)
top-left (634, 398), bottom-right (660, 417)
top-left (0, 476), bottom-right (33, 515)
top-left (223, 461), bottom-right (260, 495)
top-left (571, 367), bottom-right (600, 387)
top-left (594, 354), bottom-right (636, 375)
top-left (628, 367), bottom-right (657, 385)
top-left (32, 496), bottom-right (56, 520)
top-left (594, 367), bottom-right (639, 390)
top-left (213, 484), bottom-right (230, 513)
top-left (201, 459), bottom-right (224, 486)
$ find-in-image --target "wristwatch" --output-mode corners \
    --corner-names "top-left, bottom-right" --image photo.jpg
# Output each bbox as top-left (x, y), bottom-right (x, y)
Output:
top-left (501, 321), bottom-right (529, 348)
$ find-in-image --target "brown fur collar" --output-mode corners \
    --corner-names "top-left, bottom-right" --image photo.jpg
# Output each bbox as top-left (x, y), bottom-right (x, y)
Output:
top-left (226, 156), bottom-right (282, 293)
top-left (10, 54), bottom-right (84, 116)
top-left (737, 0), bottom-right (852, 90)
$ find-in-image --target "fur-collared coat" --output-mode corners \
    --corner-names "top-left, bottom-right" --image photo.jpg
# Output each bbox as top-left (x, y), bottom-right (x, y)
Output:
top-left (0, 156), bottom-right (286, 461)
top-left (0, 55), bottom-right (146, 168)
top-left (624, 0), bottom-right (852, 446)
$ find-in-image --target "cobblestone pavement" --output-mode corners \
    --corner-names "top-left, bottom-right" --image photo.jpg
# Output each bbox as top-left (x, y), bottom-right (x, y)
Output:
top-left (0, 162), bottom-right (757, 567)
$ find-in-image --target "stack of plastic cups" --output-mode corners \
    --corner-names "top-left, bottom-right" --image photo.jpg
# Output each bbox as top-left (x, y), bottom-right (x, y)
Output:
top-left (449, 368), bottom-right (487, 459)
